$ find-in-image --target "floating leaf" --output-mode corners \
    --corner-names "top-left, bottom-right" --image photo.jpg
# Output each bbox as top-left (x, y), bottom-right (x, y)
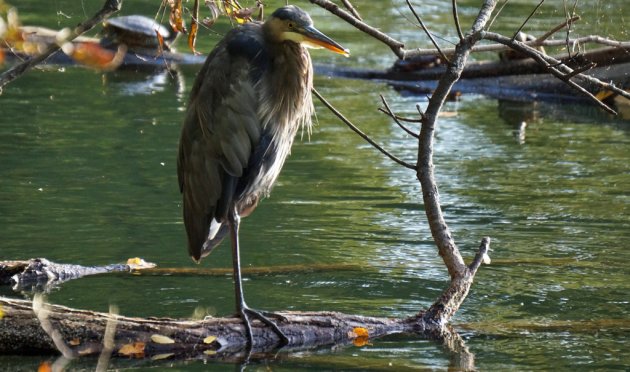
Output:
top-left (62, 42), bottom-right (125, 71)
top-left (118, 342), bottom-right (146, 357)
top-left (126, 257), bottom-right (156, 270)
top-left (203, 349), bottom-right (217, 355)
top-left (0, 304), bottom-right (4, 319)
top-left (203, 335), bottom-right (217, 344)
top-left (151, 334), bottom-right (176, 344)
top-left (68, 338), bottom-right (81, 346)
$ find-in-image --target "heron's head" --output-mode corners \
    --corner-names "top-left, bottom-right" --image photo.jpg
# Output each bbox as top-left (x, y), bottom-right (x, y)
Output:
top-left (264, 5), bottom-right (349, 57)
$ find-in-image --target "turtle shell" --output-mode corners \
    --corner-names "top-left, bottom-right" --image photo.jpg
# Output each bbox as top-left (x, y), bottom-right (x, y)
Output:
top-left (102, 15), bottom-right (172, 50)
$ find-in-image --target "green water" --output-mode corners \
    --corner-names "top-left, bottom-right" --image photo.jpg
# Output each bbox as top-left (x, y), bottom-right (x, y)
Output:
top-left (1, 0), bottom-right (629, 370)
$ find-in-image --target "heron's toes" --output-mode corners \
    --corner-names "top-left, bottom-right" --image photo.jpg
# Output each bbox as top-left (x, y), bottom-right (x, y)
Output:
top-left (242, 307), bottom-right (289, 346)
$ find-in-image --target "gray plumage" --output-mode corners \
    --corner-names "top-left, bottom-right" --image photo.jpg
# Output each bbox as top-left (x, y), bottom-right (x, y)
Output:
top-left (177, 5), bottom-right (348, 346)
top-left (178, 12), bottom-right (314, 261)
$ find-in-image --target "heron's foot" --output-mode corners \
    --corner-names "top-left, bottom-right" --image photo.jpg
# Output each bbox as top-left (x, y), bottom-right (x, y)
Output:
top-left (238, 306), bottom-right (290, 347)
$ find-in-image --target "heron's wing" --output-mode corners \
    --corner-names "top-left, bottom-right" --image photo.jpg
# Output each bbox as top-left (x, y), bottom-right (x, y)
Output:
top-left (177, 25), bottom-right (266, 260)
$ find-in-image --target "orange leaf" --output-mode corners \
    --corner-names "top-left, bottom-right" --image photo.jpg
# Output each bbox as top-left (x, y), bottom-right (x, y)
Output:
top-left (348, 327), bottom-right (370, 347)
top-left (37, 361), bottom-right (52, 372)
top-left (352, 327), bottom-right (369, 337)
top-left (169, 0), bottom-right (187, 34)
top-left (187, 0), bottom-right (199, 54)
top-left (353, 336), bottom-right (370, 347)
top-left (118, 342), bottom-right (146, 357)
top-left (64, 42), bottom-right (125, 71)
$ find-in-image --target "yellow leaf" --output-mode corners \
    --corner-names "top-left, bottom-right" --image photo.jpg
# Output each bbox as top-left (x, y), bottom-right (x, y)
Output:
top-left (353, 336), bottom-right (370, 347)
top-left (204, 349), bottom-right (217, 355)
top-left (118, 342), bottom-right (146, 357)
top-left (349, 327), bottom-right (370, 347)
top-left (203, 335), bottom-right (217, 344)
top-left (595, 90), bottom-right (614, 101)
top-left (0, 305), bottom-right (4, 319)
top-left (151, 334), bottom-right (175, 344)
top-left (68, 338), bottom-right (81, 346)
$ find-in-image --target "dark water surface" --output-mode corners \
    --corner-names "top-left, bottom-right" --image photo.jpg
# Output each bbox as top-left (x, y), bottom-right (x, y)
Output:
top-left (1, 0), bottom-right (629, 370)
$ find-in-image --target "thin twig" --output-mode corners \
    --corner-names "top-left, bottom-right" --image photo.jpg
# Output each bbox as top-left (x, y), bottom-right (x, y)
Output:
top-left (377, 108), bottom-right (423, 123)
top-left (0, 0), bottom-right (123, 91)
top-left (312, 88), bottom-right (416, 170)
top-left (536, 15), bottom-right (580, 42)
top-left (340, 0), bottom-right (362, 21)
top-left (512, 0), bottom-right (545, 40)
top-left (452, 0), bottom-right (464, 41)
top-left (564, 61), bottom-right (596, 79)
top-left (487, 0), bottom-right (510, 32)
top-left (468, 237), bottom-right (491, 274)
top-left (380, 95), bottom-right (419, 138)
top-left (405, 0), bottom-right (450, 63)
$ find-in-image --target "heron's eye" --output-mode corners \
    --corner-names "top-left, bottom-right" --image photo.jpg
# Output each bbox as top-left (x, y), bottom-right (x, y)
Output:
top-left (288, 22), bottom-right (294, 29)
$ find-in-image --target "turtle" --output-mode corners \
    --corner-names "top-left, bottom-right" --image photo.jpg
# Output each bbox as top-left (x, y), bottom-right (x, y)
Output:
top-left (101, 15), bottom-right (177, 51)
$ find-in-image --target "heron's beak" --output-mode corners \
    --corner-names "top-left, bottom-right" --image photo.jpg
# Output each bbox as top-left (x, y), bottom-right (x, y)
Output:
top-left (300, 25), bottom-right (350, 57)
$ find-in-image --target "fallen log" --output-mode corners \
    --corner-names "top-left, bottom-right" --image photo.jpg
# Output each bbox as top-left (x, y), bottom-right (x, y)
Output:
top-left (0, 296), bottom-right (421, 357)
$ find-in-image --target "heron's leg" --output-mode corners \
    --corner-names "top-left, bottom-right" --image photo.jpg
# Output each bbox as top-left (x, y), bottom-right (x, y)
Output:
top-left (228, 211), bottom-right (289, 347)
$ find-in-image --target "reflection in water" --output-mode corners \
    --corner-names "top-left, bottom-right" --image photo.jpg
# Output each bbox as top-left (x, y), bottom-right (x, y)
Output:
top-left (103, 68), bottom-right (186, 97)
top-left (1, 0), bottom-right (630, 369)
top-left (497, 100), bottom-right (542, 144)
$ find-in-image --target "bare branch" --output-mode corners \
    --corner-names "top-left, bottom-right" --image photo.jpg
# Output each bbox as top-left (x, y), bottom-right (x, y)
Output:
top-left (308, 0), bottom-right (405, 58)
top-left (417, 0), bottom-right (497, 280)
top-left (380, 95), bottom-right (420, 139)
top-left (0, 0), bottom-right (123, 91)
top-left (468, 237), bottom-right (491, 274)
top-left (377, 108), bottom-right (423, 123)
top-left (340, 0), bottom-right (362, 21)
top-left (312, 88), bottom-right (416, 170)
top-left (452, 0), bottom-right (465, 41)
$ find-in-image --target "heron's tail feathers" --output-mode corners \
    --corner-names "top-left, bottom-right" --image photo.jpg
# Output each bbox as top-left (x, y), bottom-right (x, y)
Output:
top-left (198, 223), bottom-right (229, 260)
top-left (185, 211), bottom-right (229, 262)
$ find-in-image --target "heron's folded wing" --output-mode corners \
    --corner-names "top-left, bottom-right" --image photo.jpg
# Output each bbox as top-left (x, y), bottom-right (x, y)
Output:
top-left (177, 26), bottom-right (266, 259)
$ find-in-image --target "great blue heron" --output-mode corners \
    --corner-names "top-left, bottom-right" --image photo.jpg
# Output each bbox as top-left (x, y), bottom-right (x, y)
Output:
top-left (177, 5), bottom-right (348, 346)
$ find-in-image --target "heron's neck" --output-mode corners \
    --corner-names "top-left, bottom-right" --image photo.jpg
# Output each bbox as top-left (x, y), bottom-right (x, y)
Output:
top-left (258, 40), bottom-right (314, 138)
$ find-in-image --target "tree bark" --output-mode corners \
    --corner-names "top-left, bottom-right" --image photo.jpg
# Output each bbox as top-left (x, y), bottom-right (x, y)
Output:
top-left (0, 296), bottom-right (420, 356)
